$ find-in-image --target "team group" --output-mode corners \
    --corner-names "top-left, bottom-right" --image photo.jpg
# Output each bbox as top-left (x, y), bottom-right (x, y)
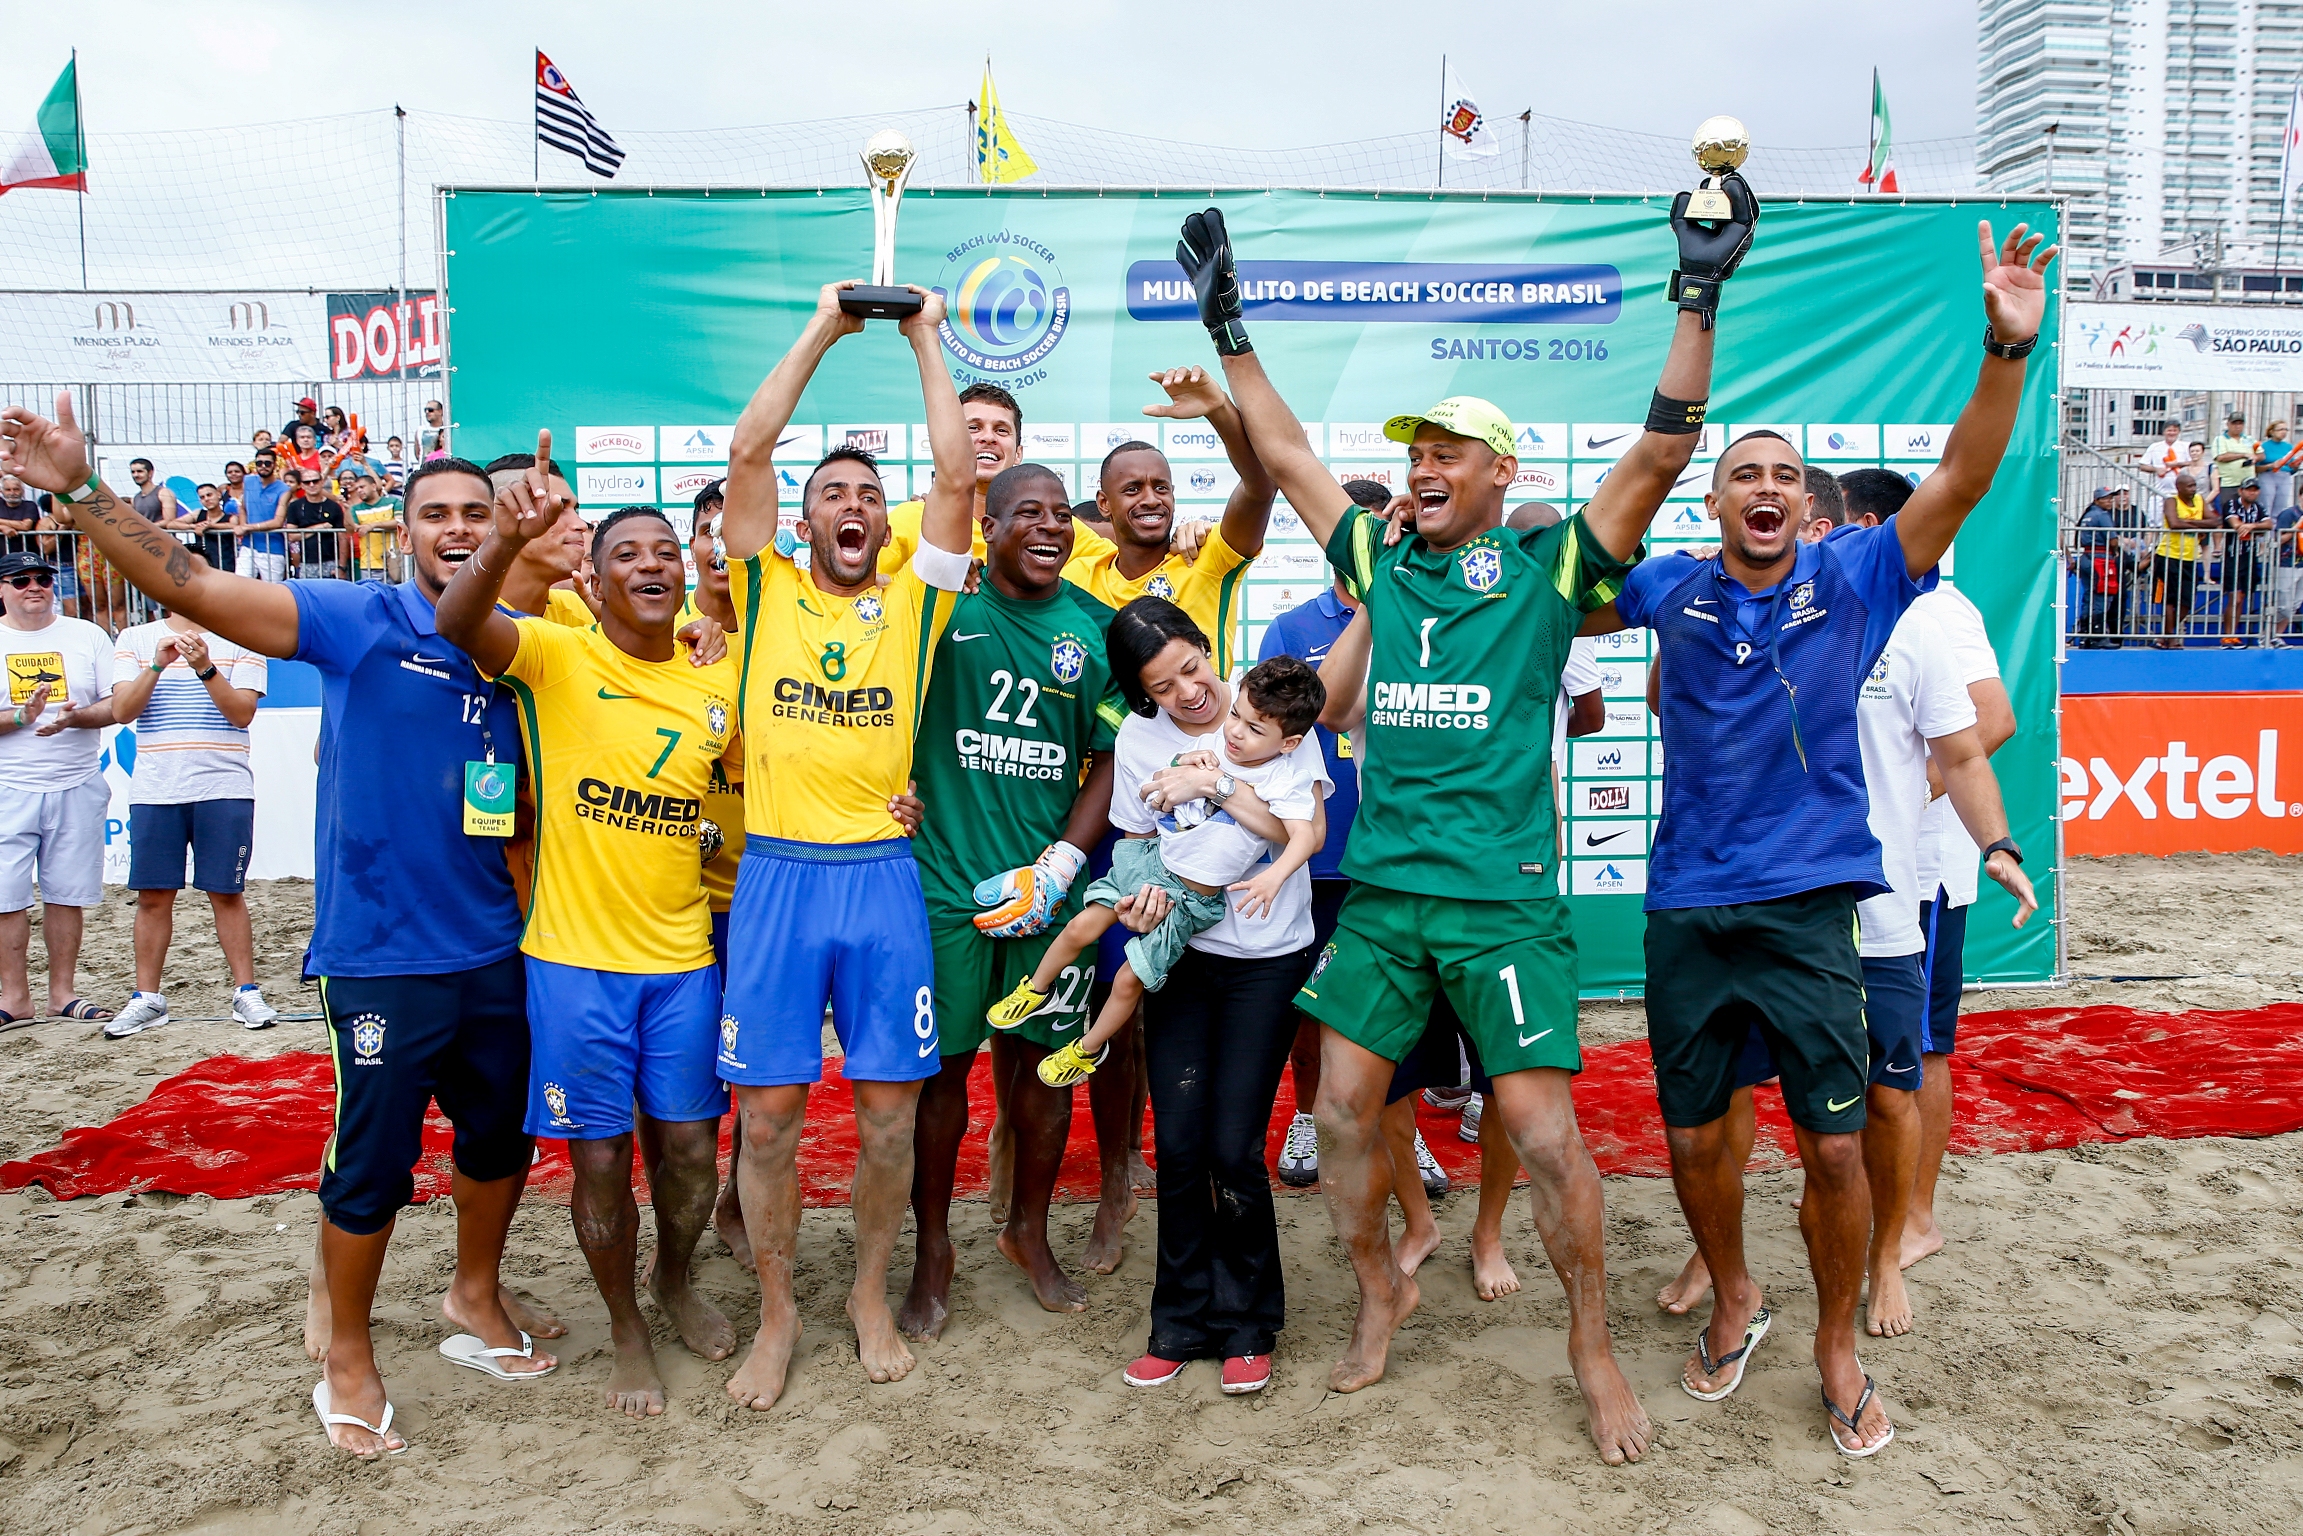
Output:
top-left (0, 174), bottom-right (2055, 1466)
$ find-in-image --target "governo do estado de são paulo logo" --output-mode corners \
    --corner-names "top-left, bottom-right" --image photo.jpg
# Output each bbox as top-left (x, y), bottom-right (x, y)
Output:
top-left (934, 233), bottom-right (1071, 376)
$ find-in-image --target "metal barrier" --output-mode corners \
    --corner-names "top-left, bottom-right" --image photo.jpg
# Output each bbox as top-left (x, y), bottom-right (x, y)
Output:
top-left (0, 526), bottom-right (400, 636)
top-left (2064, 522), bottom-right (2303, 648)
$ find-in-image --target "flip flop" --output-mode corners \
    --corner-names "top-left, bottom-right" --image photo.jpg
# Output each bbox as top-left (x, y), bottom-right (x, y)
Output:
top-left (313, 1378), bottom-right (407, 1456)
top-left (438, 1330), bottom-right (556, 1382)
top-left (0, 1010), bottom-right (32, 1034)
top-left (1682, 1305), bottom-right (1771, 1402)
top-left (1824, 1374), bottom-right (1896, 1458)
top-left (54, 998), bottom-right (114, 1022)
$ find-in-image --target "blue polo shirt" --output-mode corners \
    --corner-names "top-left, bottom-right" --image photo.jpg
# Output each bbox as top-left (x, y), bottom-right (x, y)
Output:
top-left (1256, 586), bottom-right (1359, 879)
top-left (240, 476), bottom-right (290, 556)
top-left (1614, 519), bottom-right (1932, 911)
top-left (290, 578), bottom-right (522, 977)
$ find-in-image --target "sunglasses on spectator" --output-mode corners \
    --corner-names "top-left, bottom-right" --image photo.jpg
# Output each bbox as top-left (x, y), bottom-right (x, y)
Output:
top-left (6, 572), bottom-right (54, 590)
top-left (300, 478), bottom-right (324, 487)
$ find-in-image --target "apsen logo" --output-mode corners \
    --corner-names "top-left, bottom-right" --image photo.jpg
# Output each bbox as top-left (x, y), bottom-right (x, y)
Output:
top-left (937, 233), bottom-right (1071, 375)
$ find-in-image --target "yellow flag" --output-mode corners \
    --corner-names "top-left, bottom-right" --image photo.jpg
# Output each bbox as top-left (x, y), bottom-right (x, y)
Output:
top-left (977, 63), bottom-right (1038, 184)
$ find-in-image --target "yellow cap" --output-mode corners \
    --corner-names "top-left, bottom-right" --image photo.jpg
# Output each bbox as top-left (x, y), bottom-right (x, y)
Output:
top-left (1382, 396), bottom-right (1516, 457)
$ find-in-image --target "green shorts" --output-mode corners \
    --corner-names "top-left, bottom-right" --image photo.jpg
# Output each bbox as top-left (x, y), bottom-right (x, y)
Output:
top-left (1643, 885), bottom-right (1869, 1135)
top-left (1295, 883), bottom-right (1581, 1077)
top-left (1080, 835), bottom-right (1229, 994)
top-left (930, 890), bottom-right (1093, 1057)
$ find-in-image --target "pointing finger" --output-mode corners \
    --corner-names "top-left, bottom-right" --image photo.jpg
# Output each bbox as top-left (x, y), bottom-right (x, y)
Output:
top-left (1976, 221), bottom-right (1996, 276)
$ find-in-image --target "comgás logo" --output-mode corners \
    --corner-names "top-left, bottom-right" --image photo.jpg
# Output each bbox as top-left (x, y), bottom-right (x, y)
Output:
top-left (937, 232), bottom-right (1071, 381)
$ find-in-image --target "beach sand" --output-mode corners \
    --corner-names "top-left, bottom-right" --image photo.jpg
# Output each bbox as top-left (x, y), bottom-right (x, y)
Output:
top-left (1, 854), bottom-right (2299, 1534)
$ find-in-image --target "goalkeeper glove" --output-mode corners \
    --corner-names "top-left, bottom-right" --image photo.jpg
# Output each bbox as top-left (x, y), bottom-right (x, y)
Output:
top-left (971, 840), bottom-right (1088, 938)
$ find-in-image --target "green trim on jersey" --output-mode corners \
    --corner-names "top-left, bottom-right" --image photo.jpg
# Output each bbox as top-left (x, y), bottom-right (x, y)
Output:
top-left (504, 675), bottom-right (548, 945)
top-left (1322, 505), bottom-right (1636, 900)
top-left (734, 554), bottom-right (765, 738)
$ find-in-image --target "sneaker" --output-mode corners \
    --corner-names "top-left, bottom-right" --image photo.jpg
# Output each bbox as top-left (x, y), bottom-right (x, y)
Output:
top-left (1036, 1039), bottom-right (1102, 1088)
top-left (1457, 1092), bottom-right (1483, 1145)
top-left (1422, 1084), bottom-right (1475, 1112)
top-left (1221, 1354), bottom-right (1272, 1394)
top-left (232, 985), bottom-right (279, 1031)
top-left (1276, 1112), bottom-right (1319, 1187)
top-left (1413, 1131), bottom-right (1448, 1198)
top-left (104, 992), bottom-right (169, 1040)
top-left (1123, 1352), bottom-right (1185, 1388)
top-left (986, 979), bottom-right (1050, 1030)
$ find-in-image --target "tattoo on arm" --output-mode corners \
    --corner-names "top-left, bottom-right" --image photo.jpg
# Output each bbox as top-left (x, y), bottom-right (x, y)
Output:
top-left (86, 486), bottom-right (194, 589)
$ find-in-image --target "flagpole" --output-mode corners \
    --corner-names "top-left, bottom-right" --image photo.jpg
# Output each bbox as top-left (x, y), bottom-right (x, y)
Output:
top-left (1437, 56), bottom-right (1446, 189)
top-left (73, 48), bottom-right (87, 289)
top-left (396, 105), bottom-right (408, 393)
top-left (532, 49), bottom-right (539, 182)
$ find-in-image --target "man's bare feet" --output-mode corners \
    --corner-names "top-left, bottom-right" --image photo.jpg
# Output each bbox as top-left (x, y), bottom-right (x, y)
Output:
top-left (848, 1291), bottom-right (918, 1384)
top-left (986, 1116), bottom-right (1015, 1227)
top-left (494, 1287), bottom-right (565, 1340)
top-left (604, 1329), bottom-right (667, 1417)
top-left (318, 1367), bottom-right (405, 1458)
top-left (439, 1286), bottom-right (559, 1378)
top-left (1898, 1220), bottom-right (1945, 1270)
top-left (1866, 1264), bottom-right (1915, 1338)
top-left (1395, 1220), bottom-right (1443, 1277)
top-left (1080, 1187), bottom-right (1137, 1275)
top-left (1127, 1151), bottom-right (1156, 1195)
top-left (897, 1237), bottom-right (955, 1342)
top-left (1656, 1248), bottom-right (1712, 1315)
top-left (1468, 1226), bottom-right (1520, 1301)
top-left (1330, 1267), bottom-right (1419, 1392)
top-left (1570, 1340), bottom-right (1652, 1466)
top-left (726, 1309), bottom-right (802, 1411)
top-left (304, 1277), bottom-right (329, 1362)
top-left (996, 1226), bottom-right (1088, 1312)
top-left (647, 1264), bottom-right (736, 1360)
top-left (714, 1195), bottom-right (755, 1273)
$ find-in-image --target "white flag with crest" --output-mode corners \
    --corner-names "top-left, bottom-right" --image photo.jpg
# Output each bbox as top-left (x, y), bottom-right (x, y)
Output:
top-left (1440, 61), bottom-right (1500, 161)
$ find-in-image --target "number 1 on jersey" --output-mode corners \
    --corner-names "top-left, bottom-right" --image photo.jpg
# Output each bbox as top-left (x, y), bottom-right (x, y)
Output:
top-left (1419, 616), bottom-right (1438, 668)
top-left (1499, 963), bottom-right (1525, 1027)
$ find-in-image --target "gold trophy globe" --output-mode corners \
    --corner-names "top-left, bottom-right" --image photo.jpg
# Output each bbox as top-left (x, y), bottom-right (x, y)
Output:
top-left (1686, 116), bottom-right (1751, 221)
top-left (841, 129), bottom-right (925, 319)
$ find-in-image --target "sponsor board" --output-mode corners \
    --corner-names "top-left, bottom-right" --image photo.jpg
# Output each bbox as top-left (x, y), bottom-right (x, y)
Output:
top-left (1330, 422), bottom-right (1405, 457)
top-left (1246, 582), bottom-right (1325, 622)
top-left (1021, 422), bottom-right (1077, 457)
top-left (1569, 748), bottom-right (1649, 792)
top-left (1593, 702), bottom-right (1650, 739)
top-left (1589, 627), bottom-right (1649, 659)
top-left (1179, 463), bottom-right (1241, 499)
top-left (327, 292), bottom-right (445, 380)
top-left (1651, 502), bottom-right (1721, 543)
top-left (828, 423), bottom-right (904, 459)
top-left (1160, 421), bottom-right (1229, 459)
top-left (1570, 858), bottom-right (1647, 895)
top-left (2060, 693), bottom-right (2303, 855)
top-left (1331, 463), bottom-right (1402, 492)
top-left (1883, 424), bottom-right (1952, 460)
top-left (663, 467), bottom-right (727, 501)
top-left (1571, 820), bottom-right (1649, 856)
top-left (1594, 660), bottom-right (1648, 699)
top-left (1571, 423), bottom-right (1644, 460)
top-left (1251, 547), bottom-right (1329, 580)
top-left (576, 465), bottom-right (656, 502)
top-left (1805, 423), bottom-right (1881, 460)
top-left (1081, 422), bottom-right (1150, 456)
top-left (574, 426), bottom-right (653, 462)
top-left (771, 425), bottom-right (824, 461)
top-left (2064, 301), bottom-right (2303, 390)
top-left (1510, 462), bottom-right (1569, 499)
top-left (1512, 422), bottom-right (1569, 458)
top-left (660, 425), bottom-right (737, 462)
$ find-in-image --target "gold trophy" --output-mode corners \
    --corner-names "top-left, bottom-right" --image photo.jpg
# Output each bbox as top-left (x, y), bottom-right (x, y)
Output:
top-left (1686, 116), bottom-right (1751, 221)
top-left (840, 129), bottom-right (924, 319)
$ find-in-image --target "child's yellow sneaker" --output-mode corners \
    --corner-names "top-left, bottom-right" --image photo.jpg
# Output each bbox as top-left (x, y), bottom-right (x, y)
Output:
top-left (987, 980), bottom-right (1050, 1031)
top-left (1037, 1040), bottom-right (1101, 1087)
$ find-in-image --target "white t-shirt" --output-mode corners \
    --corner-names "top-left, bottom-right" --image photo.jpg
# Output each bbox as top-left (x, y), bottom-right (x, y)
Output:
top-left (1855, 603), bottom-right (1978, 956)
top-left (1109, 705), bottom-right (1333, 959)
top-left (1912, 585), bottom-right (2003, 909)
top-left (112, 621), bottom-right (269, 805)
top-left (1554, 635), bottom-right (1602, 743)
top-left (2146, 438), bottom-right (2183, 499)
top-left (0, 614), bottom-right (114, 792)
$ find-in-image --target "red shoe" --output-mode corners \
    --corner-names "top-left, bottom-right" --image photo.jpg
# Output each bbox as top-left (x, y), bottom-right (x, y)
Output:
top-left (1124, 1352), bottom-right (1185, 1388)
top-left (1221, 1354), bottom-right (1271, 1394)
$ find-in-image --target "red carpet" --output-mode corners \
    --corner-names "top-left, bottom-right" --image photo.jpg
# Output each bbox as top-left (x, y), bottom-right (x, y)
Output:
top-left (6, 1003), bottom-right (2299, 1205)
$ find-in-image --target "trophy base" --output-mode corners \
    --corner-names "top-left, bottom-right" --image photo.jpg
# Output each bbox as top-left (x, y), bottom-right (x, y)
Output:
top-left (839, 285), bottom-right (925, 319)
top-left (1684, 187), bottom-right (1735, 221)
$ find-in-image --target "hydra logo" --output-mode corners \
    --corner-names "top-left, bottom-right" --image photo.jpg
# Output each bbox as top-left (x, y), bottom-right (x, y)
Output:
top-left (543, 1083), bottom-right (570, 1123)
top-left (349, 1015), bottom-right (386, 1062)
top-left (1790, 581), bottom-right (1815, 610)
top-left (1459, 547), bottom-right (1503, 592)
top-left (936, 234), bottom-right (1071, 376)
top-left (855, 593), bottom-right (885, 624)
top-left (1051, 636), bottom-right (1087, 684)
top-left (706, 701), bottom-right (729, 737)
top-left (1146, 574), bottom-right (1176, 600)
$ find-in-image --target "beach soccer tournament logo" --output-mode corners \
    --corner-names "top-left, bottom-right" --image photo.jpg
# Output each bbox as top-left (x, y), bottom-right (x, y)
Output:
top-left (935, 232), bottom-right (1071, 382)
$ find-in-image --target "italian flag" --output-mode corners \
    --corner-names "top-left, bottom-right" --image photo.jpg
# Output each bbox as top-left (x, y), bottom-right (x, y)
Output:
top-left (1858, 68), bottom-right (1898, 193)
top-left (0, 59), bottom-right (86, 196)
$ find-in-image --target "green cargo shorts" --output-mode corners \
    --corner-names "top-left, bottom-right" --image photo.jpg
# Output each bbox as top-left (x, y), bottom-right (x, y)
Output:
top-left (1081, 834), bottom-right (1229, 993)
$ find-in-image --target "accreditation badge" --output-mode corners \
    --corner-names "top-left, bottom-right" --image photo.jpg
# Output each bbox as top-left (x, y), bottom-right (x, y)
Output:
top-left (463, 759), bottom-right (515, 838)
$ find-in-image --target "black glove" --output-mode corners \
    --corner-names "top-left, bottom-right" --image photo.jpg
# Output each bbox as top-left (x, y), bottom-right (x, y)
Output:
top-left (1665, 170), bottom-right (1758, 329)
top-left (1176, 207), bottom-right (1252, 356)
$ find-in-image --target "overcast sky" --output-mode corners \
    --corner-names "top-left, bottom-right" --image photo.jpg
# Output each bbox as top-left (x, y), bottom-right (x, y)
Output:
top-left (9, 0), bottom-right (1980, 150)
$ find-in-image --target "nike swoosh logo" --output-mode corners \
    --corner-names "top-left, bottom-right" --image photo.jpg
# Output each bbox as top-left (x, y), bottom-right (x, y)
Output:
top-left (951, 632), bottom-right (990, 642)
top-left (1827, 1095), bottom-right (1861, 1113)
top-left (1883, 1059), bottom-right (1914, 1076)
top-left (1584, 830), bottom-right (1630, 847)
top-left (1585, 431), bottom-right (1632, 451)
top-left (597, 688), bottom-right (637, 700)
top-left (412, 652), bottom-right (447, 662)
top-left (1518, 1028), bottom-right (1552, 1046)
top-left (1690, 597), bottom-right (1715, 606)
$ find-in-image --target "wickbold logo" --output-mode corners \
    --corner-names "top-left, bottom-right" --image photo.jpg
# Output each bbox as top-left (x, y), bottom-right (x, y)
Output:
top-left (937, 232), bottom-right (1071, 376)
top-left (575, 426), bottom-right (651, 461)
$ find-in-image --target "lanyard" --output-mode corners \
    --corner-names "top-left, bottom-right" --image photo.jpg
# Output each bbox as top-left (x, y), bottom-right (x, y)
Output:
top-left (1712, 560), bottom-right (1808, 773)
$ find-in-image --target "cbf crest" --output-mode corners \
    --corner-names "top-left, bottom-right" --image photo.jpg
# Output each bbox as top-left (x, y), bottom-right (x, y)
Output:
top-left (1791, 581), bottom-right (1816, 611)
top-left (855, 593), bottom-right (885, 624)
top-left (1146, 574), bottom-right (1177, 600)
top-left (720, 1015), bottom-right (741, 1054)
top-left (1050, 636), bottom-right (1087, 685)
top-left (1459, 546), bottom-right (1503, 593)
top-left (348, 1014), bottom-right (386, 1063)
top-left (543, 1082), bottom-right (570, 1124)
top-left (705, 699), bottom-right (729, 739)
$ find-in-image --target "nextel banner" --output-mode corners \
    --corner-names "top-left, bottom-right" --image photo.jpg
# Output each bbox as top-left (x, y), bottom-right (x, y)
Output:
top-left (1126, 262), bottom-right (1620, 326)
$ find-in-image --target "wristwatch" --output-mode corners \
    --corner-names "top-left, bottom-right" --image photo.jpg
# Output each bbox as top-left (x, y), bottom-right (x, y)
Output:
top-left (1982, 325), bottom-right (2038, 361)
top-left (194, 664), bottom-right (219, 682)
top-left (1982, 836), bottom-right (2023, 865)
top-left (1211, 772), bottom-right (1236, 806)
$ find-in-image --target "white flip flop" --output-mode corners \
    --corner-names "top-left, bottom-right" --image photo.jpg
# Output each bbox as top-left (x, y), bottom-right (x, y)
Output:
top-left (313, 1378), bottom-right (406, 1456)
top-left (438, 1329), bottom-right (556, 1382)
top-left (1682, 1305), bottom-right (1772, 1402)
top-left (1824, 1374), bottom-right (1897, 1458)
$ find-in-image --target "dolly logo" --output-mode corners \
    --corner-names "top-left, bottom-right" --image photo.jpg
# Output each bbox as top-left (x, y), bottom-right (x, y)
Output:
top-left (935, 234), bottom-right (1072, 375)
top-left (543, 1083), bottom-right (570, 1123)
top-left (348, 1015), bottom-right (386, 1063)
top-left (855, 594), bottom-right (885, 625)
top-left (1146, 574), bottom-right (1176, 600)
top-left (1460, 547), bottom-right (1503, 592)
top-left (1051, 636), bottom-right (1087, 685)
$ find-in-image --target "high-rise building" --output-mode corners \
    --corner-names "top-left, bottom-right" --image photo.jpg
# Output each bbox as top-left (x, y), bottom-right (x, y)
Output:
top-left (1978, 0), bottom-right (2303, 294)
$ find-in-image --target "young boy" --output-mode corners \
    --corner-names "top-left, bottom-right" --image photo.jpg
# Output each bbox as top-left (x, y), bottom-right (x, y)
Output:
top-left (988, 654), bottom-right (1326, 1086)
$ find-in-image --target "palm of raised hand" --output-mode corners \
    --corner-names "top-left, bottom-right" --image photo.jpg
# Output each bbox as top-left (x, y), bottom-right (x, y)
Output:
top-left (1145, 367), bottom-right (1224, 420)
top-left (1978, 221), bottom-right (2057, 342)
top-left (0, 391), bottom-right (93, 493)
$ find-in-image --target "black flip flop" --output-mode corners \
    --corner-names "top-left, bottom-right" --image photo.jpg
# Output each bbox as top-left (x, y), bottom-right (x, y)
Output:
top-left (0, 1010), bottom-right (32, 1034)
top-left (55, 998), bottom-right (115, 1022)
top-left (1824, 1374), bottom-right (1896, 1458)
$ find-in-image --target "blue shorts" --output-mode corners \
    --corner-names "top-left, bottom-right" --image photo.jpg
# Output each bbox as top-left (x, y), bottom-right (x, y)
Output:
top-left (524, 959), bottom-right (726, 1139)
top-left (318, 954), bottom-right (530, 1237)
top-left (127, 798), bottom-right (254, 894)
top-left (1731, 1020), bottom-right (1779, 1090)
top-left (711, 908), bottom-right (731, 986)
top-left (1861, 952), bottom-right (1927, 1094)
top-left (718, 836), bottom-right (938, 1087)
top-left (1384, 988), bottom-right (1495, 1105)
top-left (1918, 891), bottom-right (1968, 1054)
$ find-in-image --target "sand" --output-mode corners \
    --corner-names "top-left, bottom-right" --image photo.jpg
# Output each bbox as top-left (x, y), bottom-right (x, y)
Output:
top-left (1, 855), bottom-right (2300, 1534)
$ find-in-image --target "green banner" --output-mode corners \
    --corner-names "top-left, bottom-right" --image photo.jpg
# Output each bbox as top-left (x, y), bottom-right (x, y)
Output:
top-left (443, 187), bottom-right (2062, 990)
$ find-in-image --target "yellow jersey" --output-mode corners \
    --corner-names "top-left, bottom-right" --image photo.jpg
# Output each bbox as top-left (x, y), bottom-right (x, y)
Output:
top-left (732, 553), bottom-right (957, 844)
top-left (496, 619), bottom-right (740, 973)
top-left (545, 587), bottom-right (595, 627)
top-left (2158, 495), bottom-right (2205, 562)
top-left (878, 497), bottom-right (989, 576)
top-left (1064, 522), bottom-right (1253, 673)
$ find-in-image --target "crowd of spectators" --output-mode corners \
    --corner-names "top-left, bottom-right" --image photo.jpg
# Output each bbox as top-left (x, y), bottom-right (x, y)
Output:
top-left (0, 395), bottom-right (449, 636)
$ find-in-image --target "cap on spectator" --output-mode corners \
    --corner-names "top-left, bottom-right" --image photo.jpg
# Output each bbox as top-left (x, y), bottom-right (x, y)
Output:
top-left (0, 550), bottom-right (58, 580)
top-left (2093, 485), bottom-right (2117, 500)
top-left (295, 396), bottom-right (319, 410)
